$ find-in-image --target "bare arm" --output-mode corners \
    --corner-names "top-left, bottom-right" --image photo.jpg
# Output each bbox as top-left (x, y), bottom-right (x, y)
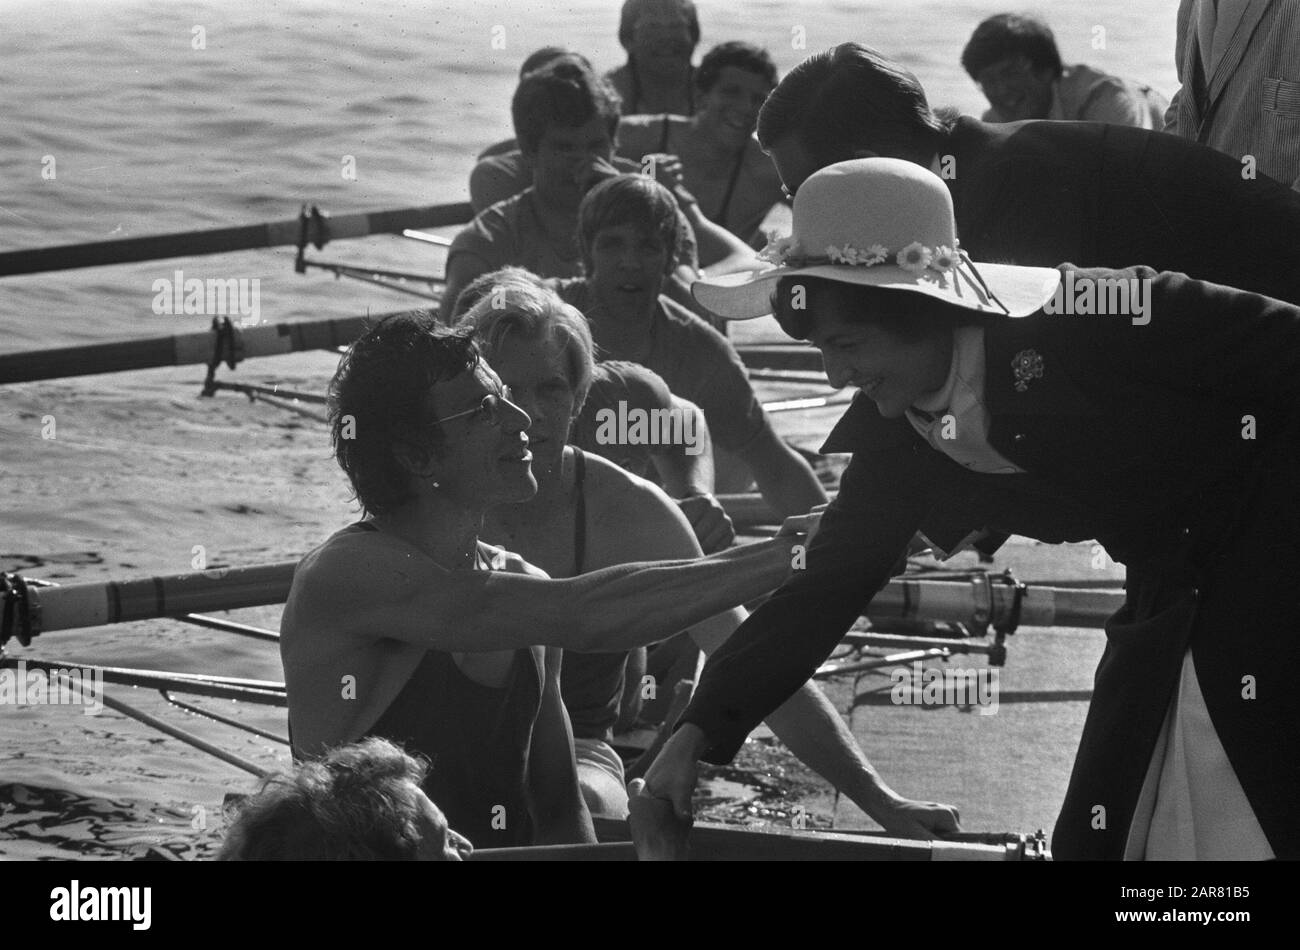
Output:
top-left (288, 529), bottom-right (803, 656)
top-left (527, 647), bottom-right (596, 844)
top-left (734, 424), bottom-right (828, 519)
top-left (609, 479), bottom-right (958, 836)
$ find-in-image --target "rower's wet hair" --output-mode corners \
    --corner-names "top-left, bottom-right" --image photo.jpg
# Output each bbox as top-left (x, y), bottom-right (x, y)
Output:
top-left (578, 174), bottom-right (683, 275)
top-left (512, 58), bottom-right (621, 154)
top-left (328, 313), bottom-right (479, 516)
top-left (772, 276), bottom-right (983, 342)
top-left (457, 276), bottom-right (597, 411)
top-left (218, 738), bottom-right (438, 861)
top-left (757, 43), bottom-right (946, 168)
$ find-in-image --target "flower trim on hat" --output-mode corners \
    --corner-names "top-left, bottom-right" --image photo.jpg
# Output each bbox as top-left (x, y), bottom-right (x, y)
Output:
top-left (758, 232), bottom-right (960, 278)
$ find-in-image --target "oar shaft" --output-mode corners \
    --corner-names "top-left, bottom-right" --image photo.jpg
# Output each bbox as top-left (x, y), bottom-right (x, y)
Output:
top-left (24, 554), bottom-right (1121, 636)
top-left (0, 202), bottom-right (473, 277)
top-left (30, 561), bottom-right (298, 634)
top-left (0, 313), bottom-right (379, 385)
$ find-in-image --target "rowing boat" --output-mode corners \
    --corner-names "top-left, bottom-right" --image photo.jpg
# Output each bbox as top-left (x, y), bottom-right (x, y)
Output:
top-left (1, 203), bottom-right (1116, 858)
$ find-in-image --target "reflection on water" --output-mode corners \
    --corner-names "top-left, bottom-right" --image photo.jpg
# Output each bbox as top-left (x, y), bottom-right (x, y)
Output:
top-left (0, 784), bottom-right (224, 861)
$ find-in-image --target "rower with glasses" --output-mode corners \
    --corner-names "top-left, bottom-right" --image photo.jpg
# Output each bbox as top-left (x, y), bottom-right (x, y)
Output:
top-left (279, 313), bottom-right (820, 850)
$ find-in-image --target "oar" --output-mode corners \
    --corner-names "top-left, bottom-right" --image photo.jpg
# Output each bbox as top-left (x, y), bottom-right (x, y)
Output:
top-left (0, 202), bottom-right (473, 277)
top-left (7, 557), bottom-right (1123, 638)
top-left (0, 311), bottom-right (406, 385)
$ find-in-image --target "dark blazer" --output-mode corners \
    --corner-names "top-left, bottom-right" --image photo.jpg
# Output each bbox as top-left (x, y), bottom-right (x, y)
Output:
top-left (682, 267), bottom-right (1300, 859)
top-left (942, 117), bottom-right (1300, 305)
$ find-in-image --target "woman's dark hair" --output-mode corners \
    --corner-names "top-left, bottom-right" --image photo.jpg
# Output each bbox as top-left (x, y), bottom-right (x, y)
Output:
top-left (771, 276), bottom-right (984, 341)
top-left (328, 313), bottom-right (479, 516)
top-left (757, 43), bottom-right (945, 168)
top-left (578, 174), bottom-right (684, 274)
top-left (695, 41), bottom-right (778, 93)
top-left (218, 738), bottom-right (435, 861)
top-left (961, 14), bottom-right (1063, 80)
top-left (512, 59), bottom-right (621, 154)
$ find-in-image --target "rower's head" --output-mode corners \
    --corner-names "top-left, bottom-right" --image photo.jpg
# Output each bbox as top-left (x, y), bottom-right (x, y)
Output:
top-left (457, 275), bottom-right (595, 480)
top-left (513, 58), bottom-right (621, 207)
top-left (962, 15), bottom-right (1061, 121)
top-left (694, 42), bottom-right (778, 150)
top-left (773, 278), bottom-right (969, 419)
top-left (619, 0), bottom-right (699, 80)
top-left (758, 43), bottom-right (946, 197)
top-left (579, 174), bottom-right (683, 317)
top-left (518, 46), bottom-right (592, 79)
top-left (329, 313), bottom-right (535, 515)
top-left (218, 738), bottom-right (473, 861)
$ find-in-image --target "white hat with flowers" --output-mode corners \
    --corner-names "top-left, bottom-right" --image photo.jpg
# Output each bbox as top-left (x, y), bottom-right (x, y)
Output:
top-left (691, 157), bottom-right (1061, 320)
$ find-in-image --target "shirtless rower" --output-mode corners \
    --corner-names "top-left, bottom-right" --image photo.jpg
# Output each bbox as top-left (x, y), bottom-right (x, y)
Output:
top-left (280, 314), bottom-right (813, 848)
top-left (459, 279), bottom-right (960, 834)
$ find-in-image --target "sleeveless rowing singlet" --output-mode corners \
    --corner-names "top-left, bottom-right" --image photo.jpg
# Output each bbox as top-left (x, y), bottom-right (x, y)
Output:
top-left (353, 522), bottom-right (545, 849)
top-left (558, 449), bottom-right (638, 742)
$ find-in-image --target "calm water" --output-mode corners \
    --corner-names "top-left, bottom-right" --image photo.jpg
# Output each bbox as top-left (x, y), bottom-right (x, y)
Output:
top-left (1, 0), bottom-right (1180, 348)
top-left (0, 0), bottom-right (1168, 858)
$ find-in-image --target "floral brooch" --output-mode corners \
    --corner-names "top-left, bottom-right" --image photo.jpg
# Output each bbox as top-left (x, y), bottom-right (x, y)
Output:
top-left (1011, 349), bottom-right (1044, 392)
top-left (757, 233), bottom-right (961, 277)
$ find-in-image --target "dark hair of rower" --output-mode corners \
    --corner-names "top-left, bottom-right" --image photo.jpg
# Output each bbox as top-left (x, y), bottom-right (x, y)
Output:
top-left (960, 14), bottom-right (1064, 81)
top-left (577, 174), bottom-right (684, 275)
top-left (519, 46), bottom-right (593, 79)
top-left (771, 275), bottom-right (985, 343)
top-left (512, 58), bottom-right (622, 155)
top-left (695, 40), bottom-right (778, 93)
top-left (617, 0), bottom-right (700, 51)
top-left (328, 313), bottom-right (480, 516)
top-left (217, 738), bottom-right (468, 861)
top-left (757, 42), bottom-right (948, 168)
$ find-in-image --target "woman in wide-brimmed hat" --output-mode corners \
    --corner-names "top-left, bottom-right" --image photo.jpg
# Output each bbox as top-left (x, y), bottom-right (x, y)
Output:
top-left (640, 157), bottom-right (1300, 860)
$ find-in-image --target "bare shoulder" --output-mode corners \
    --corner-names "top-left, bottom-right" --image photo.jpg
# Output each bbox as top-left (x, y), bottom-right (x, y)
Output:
top-left (580, 453), bottom-right (701, 563)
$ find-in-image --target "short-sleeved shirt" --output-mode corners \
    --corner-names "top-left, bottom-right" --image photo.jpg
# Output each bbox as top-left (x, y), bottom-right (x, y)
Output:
top-left (570, 360), bottom-right (676, 481)
top-left (450, 182), bottom-right (698, 281)
top-left (981, 64), bottom-right (1167, 129)
top-left (557, 279), bottom-right (769, 454)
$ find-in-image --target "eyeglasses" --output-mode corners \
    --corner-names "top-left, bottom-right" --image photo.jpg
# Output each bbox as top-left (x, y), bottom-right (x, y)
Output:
top-left (429, 386), bottom-right (518, 428)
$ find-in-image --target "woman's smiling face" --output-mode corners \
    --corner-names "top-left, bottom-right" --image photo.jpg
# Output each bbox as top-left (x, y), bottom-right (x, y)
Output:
top-left (804, 291), bottom-right (955, 418)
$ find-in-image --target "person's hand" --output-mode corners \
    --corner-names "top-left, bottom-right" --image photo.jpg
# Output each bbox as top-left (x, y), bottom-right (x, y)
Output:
top-left (872, 795), bottom-right (962, 840)
top-left (575, 155), bottom-right (623, 195)
top-left (641, 726), bottom-right (704, 821)
top-left (626, 778), bottom-right (692, 861)
top-left (641, 152), bottom-right (699, 208)
top-left (776, 502), bottom-right (827, 548)
top-left (677, 493), bottom-right (735, 554)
